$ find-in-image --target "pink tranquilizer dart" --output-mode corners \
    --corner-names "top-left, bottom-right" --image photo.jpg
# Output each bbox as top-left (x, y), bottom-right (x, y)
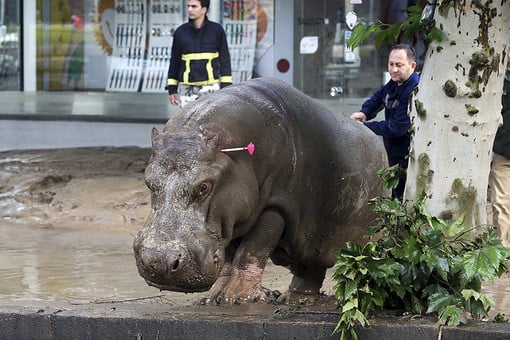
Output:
top-left (221, 142), bottom-right (255, 156)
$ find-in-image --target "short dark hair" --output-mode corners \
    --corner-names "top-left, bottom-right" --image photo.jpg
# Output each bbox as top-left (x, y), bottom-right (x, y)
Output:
top-left (391, 44), bottom-right (416, 62)
top-left (198, 0), bottom-right (210, 10)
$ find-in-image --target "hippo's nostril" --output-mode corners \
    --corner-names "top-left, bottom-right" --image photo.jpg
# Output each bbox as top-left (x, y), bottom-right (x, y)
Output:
top-left (170, 254), bottom-right (181, 271)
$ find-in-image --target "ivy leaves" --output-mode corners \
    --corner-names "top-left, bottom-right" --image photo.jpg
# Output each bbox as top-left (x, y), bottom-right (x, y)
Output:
top-left (332, 196), bottom-right (510, 339)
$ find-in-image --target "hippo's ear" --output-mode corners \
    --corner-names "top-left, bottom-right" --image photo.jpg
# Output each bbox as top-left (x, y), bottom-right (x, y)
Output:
top-left (151, 127), bottom-right (159, 149)
top-left (151, 127), bottom-right (159, 145)
top-left (200, 125), bottom-right (235, 151)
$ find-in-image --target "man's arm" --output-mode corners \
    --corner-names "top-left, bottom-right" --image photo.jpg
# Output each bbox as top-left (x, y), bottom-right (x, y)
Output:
top-left (166, 32), bottom-right (182, 96)
top-left (218, 27), bottom-right (233, 87)
top-left (359, 85), bottom-right (386, 120)
top-left (364, 75), bottom-right (419, 137)
top-left (364, 87), bottom-right (413, 138)
top-left (350, 87), bottom-right (385, 122)
top-left (364, 104), bottom-right (411, 138)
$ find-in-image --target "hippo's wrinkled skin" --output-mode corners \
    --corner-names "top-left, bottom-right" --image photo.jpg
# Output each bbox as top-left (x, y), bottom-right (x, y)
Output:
top-left (133, 77), bottom-right (388, 304)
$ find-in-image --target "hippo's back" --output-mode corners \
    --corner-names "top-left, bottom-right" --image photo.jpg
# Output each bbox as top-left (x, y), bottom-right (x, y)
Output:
top-left (213, 78), bottom-right (388, 264)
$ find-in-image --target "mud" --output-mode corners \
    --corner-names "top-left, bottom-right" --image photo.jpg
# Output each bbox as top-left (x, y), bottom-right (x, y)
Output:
top-left (0, 147), bottom-right (336, 308)
top-left (1, 146), bottom-right (509, 319)
top-left (0, 147), bottom-right (151, 233)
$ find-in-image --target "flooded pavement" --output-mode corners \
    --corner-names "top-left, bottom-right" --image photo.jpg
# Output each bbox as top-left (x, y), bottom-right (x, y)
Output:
top-left (0, 223), bottom-right (298, 307)
top-left (0, 223), bottom-right (195, 305)
top-left (1, 222), bottom-right (510, 321)
top-left (0, 146), bottom-right (322, 312)
top-left (2, 148), bottom-right (510, 339)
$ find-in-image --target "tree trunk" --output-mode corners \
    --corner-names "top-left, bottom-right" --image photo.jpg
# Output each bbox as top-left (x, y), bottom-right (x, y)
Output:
top-left (404, 1), bottom-right (510, 229)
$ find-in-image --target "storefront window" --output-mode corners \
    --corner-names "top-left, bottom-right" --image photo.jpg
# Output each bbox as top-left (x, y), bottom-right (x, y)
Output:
top-left (36, 0), bottom-right (109, 90)
top-left (0, 0), bottom-right (21, 90)
top-left (34, 0), bottom-right (274, 92)
top-left (31, 0), bottom-right (416, 98)
top-left (293, 0), bottom-right (386, 100)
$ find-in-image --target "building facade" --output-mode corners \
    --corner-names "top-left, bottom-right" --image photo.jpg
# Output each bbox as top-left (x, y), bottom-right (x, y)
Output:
top-left (1, 1), bottom-right (420, 112)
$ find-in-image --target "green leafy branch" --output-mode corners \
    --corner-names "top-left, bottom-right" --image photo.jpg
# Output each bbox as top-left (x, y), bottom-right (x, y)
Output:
top-left (332, 195), bottom-right (510, 340)
top-left (347, 5), bottom-right (443, 50)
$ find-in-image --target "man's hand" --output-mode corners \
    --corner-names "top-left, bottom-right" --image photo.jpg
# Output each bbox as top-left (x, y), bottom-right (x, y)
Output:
top-left (350, 112), bottom-right (367, 122)
top-left (169, 93), bottom-right (179, 106)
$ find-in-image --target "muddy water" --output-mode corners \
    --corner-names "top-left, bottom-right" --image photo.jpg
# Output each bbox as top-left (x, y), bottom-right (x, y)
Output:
top-left (1, 222), bottom-right (510, 320)
top-left (0, 223), bottom-right (295, 306)
top-left (0, 223), bottom-right (197, 305)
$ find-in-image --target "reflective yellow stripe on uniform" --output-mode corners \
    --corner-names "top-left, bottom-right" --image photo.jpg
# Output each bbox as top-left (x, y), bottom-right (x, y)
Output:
top-left (220, 76), bottom-right (233, 83)
top-left (167, 78), bottom-right (178, 86)
top-left (181, 52), bottom-right (220, 84)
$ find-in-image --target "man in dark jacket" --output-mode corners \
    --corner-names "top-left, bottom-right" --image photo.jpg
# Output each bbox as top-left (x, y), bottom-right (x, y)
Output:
top-left (166, 0), bottom-right (232, 107)
top-left (489, 53), bottom-right (510, 247)
top-left (350, 44), bottom-right (420, 199)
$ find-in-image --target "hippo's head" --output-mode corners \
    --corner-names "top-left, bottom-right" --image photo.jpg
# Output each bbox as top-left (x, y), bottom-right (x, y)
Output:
top-left (133, 125), bottom-right (259, 292)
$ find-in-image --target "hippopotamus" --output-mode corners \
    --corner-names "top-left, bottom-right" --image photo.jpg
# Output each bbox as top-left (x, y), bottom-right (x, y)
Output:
top-left (133, 77), bottom-right (388, 304)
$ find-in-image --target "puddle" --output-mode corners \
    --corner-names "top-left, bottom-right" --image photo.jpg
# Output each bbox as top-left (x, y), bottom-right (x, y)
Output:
top-left (0, 223), bottom-right (296, 307)
top-left (0, 223), bottom-right (198, 305)
top-left (0, 222), bottom-right (509, 320)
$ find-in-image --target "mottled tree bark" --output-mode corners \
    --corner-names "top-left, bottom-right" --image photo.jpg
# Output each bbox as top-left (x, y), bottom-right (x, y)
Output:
top-left (405, 1), bottom-right (510, 229)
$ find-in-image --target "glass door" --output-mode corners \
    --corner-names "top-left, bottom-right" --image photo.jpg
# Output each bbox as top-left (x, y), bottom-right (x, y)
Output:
top-left (293, 0), bottom-right (387, 113)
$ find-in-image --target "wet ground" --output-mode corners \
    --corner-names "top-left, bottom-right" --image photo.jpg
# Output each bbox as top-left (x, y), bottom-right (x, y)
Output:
top-left (0, 223), bottom-right (163, 304)
top-left (1, 221), bottom-right (510, 320)
top-left (1, 147), bottom-right (510, 321)
top-left (0, 222), bottom-right (322, 308)
top-left (0, 146), bottom-right (321, 310)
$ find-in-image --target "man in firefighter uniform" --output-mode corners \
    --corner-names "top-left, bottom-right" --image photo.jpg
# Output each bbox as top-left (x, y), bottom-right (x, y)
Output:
top-left (166, 0), bottom-right (232, 107)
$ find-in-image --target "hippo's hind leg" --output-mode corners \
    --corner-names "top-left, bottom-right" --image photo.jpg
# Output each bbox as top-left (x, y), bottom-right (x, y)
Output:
top-left (204, 209), bottom-right (285, 305)
top-left (277, 265), bottom-right (327, 305)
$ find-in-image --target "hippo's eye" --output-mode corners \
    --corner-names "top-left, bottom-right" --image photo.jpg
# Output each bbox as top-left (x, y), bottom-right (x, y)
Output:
top-left (146, 179), bottom-right (159, 195)
top-left (195, 181), bottom-right (212, 201)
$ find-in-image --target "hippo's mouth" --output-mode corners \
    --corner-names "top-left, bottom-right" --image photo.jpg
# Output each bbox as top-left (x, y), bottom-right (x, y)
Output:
top-left (135, 250), bottom-right (223, 293)
top-left (133, 228), bottom-right (226, 294)
top-left (144, 278), bottom-right (213, 293)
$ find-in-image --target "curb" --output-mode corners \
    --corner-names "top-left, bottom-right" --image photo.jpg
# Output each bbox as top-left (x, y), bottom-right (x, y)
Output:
top-left (1, 301), bottom-right (510, 339)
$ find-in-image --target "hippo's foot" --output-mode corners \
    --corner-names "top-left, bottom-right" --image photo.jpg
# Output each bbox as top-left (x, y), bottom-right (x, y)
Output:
top-left (275, 266), bottom-right (327, 305)
top-left (201, 263), bottom-right (267, 305)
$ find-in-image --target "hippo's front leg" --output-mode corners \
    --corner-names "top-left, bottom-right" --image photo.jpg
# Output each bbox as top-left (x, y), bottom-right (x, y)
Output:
top-left (206, 210), bottom-right (285, 304)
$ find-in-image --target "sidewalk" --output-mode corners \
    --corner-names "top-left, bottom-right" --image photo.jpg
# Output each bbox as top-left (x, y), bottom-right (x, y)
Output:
top-left (0, 90), bottom-right (360, 151)
top-left (0, 91), bottom-right (174, 123)
top-left (0, 91), bottom-right (173, 151)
